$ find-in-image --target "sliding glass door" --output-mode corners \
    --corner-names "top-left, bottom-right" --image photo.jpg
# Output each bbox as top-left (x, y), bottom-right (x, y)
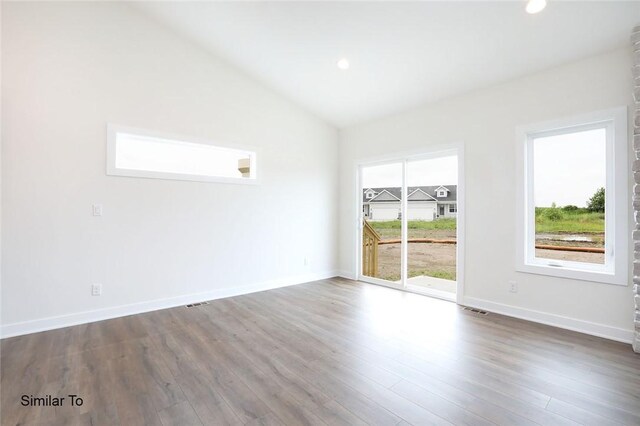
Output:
top-left (405, 156), bottom-right (458, 299)
top-left (359, 150), bottom-right (460, 300)
top-left (360, 162), bottom-right (403, 287)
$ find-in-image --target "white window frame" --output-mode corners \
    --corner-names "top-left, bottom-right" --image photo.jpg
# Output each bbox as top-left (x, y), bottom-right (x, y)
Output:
top-left (106, 124), bottom-right (259, 185)
top-left (515, 107), bottom-right (628, 286)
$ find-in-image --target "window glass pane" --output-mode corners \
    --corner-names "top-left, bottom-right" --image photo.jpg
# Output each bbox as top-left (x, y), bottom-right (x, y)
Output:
top-left (533, 128), bottom-right (606, 265)
top-left (361, 163), bottom-right (402, 282)
top-left (405, 156), bottom-right (458, 289)
top-left (115, 132), bottom-right (255, 180)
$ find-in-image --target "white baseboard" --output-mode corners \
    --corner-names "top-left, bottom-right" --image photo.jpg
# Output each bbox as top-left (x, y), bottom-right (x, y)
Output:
top-left (0, 271), bottom-right (339, 339)
top-left (336, 270), bottom-right (357, 280)
top-left (6, 275), bottom-right (630, 344)
top-left (462, 296), bottom-right (634, 344)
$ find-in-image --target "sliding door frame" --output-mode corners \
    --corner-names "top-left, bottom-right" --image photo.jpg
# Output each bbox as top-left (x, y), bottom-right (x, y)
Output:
top-left (356, 157), bottom-right (406, 291)
top-left (355, 143), bottom-right (465, 304)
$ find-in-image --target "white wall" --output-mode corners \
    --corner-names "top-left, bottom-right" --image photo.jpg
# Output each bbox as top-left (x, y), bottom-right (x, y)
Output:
top-left (339, 48), bottom-right (636, 342)
top-left (1, 2), bottom-right (338, 336)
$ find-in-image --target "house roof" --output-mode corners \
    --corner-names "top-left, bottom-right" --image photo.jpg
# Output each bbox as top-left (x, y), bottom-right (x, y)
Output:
top-left (364, 185), bottom-right (457, 203)
top-left (408, 188), bottom-right (438, 202)
top-left (368, 189), bottom-right (400, 202)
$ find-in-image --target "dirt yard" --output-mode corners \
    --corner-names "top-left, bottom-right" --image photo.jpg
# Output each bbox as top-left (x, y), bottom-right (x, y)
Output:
top-left (366, 226), bottom-right (604, 282)
top-left (535, 232), bottom-right (604, 264)
top-left (374, 243), bottom-right (457, 282)
top-left (369, 228), bottom-right (457, 282)
top-left (534, 249), bottom-right (604, 264)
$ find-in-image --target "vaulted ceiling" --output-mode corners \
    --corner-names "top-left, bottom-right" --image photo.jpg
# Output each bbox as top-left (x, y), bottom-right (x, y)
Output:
top-left (135, 1), bottom-right (640, 127)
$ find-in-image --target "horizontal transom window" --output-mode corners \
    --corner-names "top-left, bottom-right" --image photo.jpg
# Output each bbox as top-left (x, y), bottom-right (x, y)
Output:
top-left (107, 125), bottom-right (257, 184)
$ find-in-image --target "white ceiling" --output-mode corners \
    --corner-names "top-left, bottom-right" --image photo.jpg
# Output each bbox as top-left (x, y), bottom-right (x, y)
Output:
top-left (135, 1), bottom-right (640, 128)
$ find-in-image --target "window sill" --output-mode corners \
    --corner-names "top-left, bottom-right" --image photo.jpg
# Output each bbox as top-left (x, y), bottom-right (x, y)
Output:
top-left (516, 262), bottom-right (625, 286)
top-left (107, 166), bottom-right (260, 185)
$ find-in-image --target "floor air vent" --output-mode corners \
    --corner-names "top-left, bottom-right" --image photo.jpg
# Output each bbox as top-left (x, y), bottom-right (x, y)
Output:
top-left (186, 301), bottom-right (210, 308)
top-left (463, 307), bottom-right (488, 315)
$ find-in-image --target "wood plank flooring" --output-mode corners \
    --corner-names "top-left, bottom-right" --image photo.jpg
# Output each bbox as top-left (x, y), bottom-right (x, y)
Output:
top-left (1, 278), bottom-right (639, 425)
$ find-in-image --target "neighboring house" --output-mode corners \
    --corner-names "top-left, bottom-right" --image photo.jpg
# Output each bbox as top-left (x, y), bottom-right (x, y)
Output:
top-left (363, 185), bottom-right (457, 221)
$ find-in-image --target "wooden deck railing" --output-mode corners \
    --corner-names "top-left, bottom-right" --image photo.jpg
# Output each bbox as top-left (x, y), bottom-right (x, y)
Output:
top-left (362, 220), bottom-right (381, 277)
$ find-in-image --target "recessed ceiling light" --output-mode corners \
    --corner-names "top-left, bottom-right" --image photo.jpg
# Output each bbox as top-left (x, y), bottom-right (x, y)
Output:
top-left (337, 58), bottom-right (350, 70)
top-left (526, 0), bottom-right (547, 14)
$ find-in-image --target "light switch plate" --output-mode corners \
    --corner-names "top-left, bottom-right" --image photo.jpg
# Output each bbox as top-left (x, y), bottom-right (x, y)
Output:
top-left (92, 283), bottom-right (102, 296)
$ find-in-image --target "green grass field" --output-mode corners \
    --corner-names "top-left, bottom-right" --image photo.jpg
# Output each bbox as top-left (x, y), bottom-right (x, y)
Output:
top-left (369, 210), bottom-right (603, 234)
top-left (535, 207), bottom-right (604, 233)
top-left (369, 218), bottom-right (457, 231)
top-left (369, 218), bottom-right (457, 240)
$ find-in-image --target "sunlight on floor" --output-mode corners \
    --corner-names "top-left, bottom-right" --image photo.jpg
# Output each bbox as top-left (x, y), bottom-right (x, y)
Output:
top-left (360, 284), bottom-right (458, 345)
top-left (406, 276), bottom-right (456, 294)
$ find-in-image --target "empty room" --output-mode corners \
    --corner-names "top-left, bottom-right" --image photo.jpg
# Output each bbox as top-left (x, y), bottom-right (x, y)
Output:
top-left (2, 1), bottom-right (640, 425)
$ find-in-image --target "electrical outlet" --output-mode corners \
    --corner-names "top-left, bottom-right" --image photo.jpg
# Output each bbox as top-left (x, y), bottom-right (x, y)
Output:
top-left (91, 283), bottom-right (102, 296)
top-left (304, 257), bottom-right (309, 266)
top-left (509, 281), bottom-right (518, 293)
top-left (92, 204), bottom-right (103, 216)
